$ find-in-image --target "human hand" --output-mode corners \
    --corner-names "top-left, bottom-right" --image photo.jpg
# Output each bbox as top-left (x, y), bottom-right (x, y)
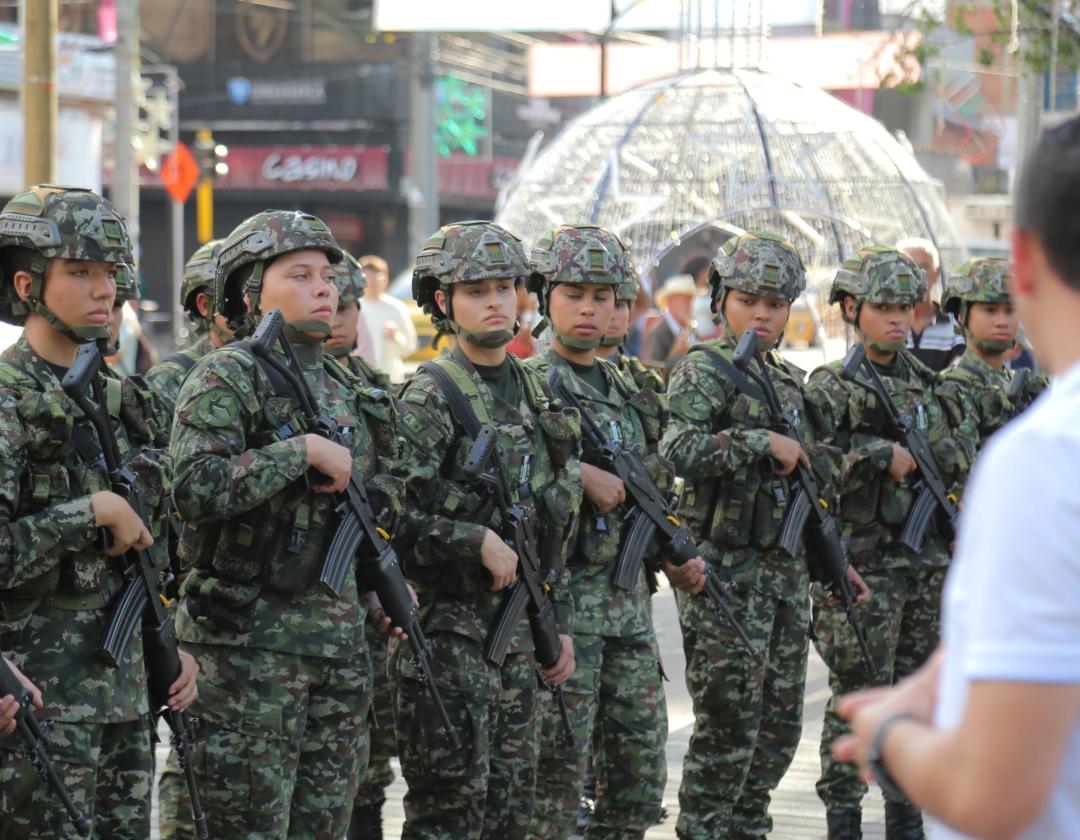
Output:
top-left (581, 463), bottom-right (626, 515)
top-left (663, 555), bottom-right (707, 594)
top-left (91, 491), bottom-right (153, 556)
top-left (540, 635), bottom-right (576, 686)
top-left (305, 435), bottom-right (352, 493)
top-left (888, 443), bottom-right (917, 482)
top-left (481, 529), bottom-right (518, 591)
top-left (167, 649), bottom-right (199, 712)
top-left (768, 432), bottom-right (809, 476)
top-left (0, 659), bottom-right (42, 736)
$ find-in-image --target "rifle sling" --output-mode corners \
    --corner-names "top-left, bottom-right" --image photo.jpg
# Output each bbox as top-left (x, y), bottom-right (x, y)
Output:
top-left (685, 344), bottom-right (766, 404)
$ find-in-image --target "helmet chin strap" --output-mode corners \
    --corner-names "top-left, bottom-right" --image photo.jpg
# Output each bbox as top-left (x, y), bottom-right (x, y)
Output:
top-left (284, 320), bottom-right (331, 346)
top-left (326, 342), bottom-right (351, 358)
top-left (598, 331), bottom-right (626, 348)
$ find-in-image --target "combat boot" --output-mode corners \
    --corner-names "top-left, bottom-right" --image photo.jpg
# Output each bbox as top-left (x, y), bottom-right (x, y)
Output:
top-left (884, 801), bottom-right (924, 840)
top-left (346, 801), bottom-right (383, 840)
top-left (826, 809), bottom-right (862, 840)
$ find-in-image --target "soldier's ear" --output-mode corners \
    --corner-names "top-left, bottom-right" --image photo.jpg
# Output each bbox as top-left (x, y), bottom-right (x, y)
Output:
top-left (434, 288), bottom-right (448, 316)
top-left (12, 270), bottom-right (33, 303)
top-left (843, 296), bottom-right (858, 323)
top-left (195, 290), bottom-right (213, 319)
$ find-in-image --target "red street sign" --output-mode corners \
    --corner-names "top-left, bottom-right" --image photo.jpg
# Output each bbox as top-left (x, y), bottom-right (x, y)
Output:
top-left (162, 142), bottom-right (200, 204)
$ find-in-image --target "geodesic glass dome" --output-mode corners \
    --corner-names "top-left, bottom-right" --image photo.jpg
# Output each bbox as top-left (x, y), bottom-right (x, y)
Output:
top-left (497, 68), bottom-right (964, 285)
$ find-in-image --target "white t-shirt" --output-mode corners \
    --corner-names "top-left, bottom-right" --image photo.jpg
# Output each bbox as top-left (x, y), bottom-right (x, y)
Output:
top-left (360, 295), bottom-right (417, 383)
top-left (931, 360), bottom-right (1080, 840)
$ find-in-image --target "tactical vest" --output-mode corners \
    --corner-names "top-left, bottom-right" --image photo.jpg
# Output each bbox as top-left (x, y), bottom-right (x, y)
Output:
top-left (0, 361), bottom-right (170, 623)
top-left (180, 346), bottom-right (391, 625)
top-left (678, 342), bottom-right (807, 555)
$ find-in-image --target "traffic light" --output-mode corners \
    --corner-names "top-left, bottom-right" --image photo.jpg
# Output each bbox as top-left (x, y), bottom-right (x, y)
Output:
top-left (194, 128), bottom-right (229, 179)
top-left (194, 128), bottom-right (228, 244)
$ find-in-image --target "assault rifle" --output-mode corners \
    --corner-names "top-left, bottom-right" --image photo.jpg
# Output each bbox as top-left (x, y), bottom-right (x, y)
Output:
top-left (838, 344), bottom-right (958, 553)
top-left (248, 310), bottom-right (459, 748)
top-left (62, 343), bottom-right (208, 839)
top-left (0, 656), bottom-right (90, 836)
top-left (461, 424), bottom-right (573, 739)
top-left (730, 332), bottom-right (874, 675)
top-left (547, 369), bottom-right (758, 659)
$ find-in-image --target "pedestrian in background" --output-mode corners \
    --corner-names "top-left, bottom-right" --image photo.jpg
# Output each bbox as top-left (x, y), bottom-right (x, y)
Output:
top-left (360, 254), bottom-right (418, 383)
top-left (897, 238), bottom-right (965, 371)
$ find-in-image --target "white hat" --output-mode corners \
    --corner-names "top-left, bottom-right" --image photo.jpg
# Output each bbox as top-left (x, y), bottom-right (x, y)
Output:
top-left (655, 274), bottom-right (702, 308)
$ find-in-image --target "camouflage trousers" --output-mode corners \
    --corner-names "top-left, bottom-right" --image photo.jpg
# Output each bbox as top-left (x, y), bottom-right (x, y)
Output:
top-left (157, 743), bottom-right (194, 840)
top-left (353, 623), bottom-right (395, 809)
top-left (675, 584), bottom-right (810, 840)
top-left (529, 629), bottom-right (667, 840)
top-left (391, 632), bottom-right (540, 840)
top-left (183, 641), bottom-right (371, 839)
top-left (814, 565), bottom-right (945, 811)
top-left (0, 716), bottom-right (152, 839)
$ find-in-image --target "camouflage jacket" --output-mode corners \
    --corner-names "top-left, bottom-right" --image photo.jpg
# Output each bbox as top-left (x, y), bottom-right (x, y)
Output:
top-left (144, 334), bottom-right (216, 418)
top-left (0, 336), bottom-right (172, 722)
top-left (171, 341), bottom-right (403, 660)
top-left (394, 348), bottom-right (582, 650)
top-left (806, 349), bottom-right (973, 572)
top-left (661, 335), bottom-right (836, 602)
top-left (339, 353), bottom-right (392, 391)
top-left (937, 348), bottom-right (1049, 452)
top-left (613, 351), bottom-right (665, 394)
top-left (525, 348), bottom-right (672, 637)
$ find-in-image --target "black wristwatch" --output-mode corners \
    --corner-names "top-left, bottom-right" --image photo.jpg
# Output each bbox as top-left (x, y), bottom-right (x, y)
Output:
top-left (868, 712), bottom-right (918, 801)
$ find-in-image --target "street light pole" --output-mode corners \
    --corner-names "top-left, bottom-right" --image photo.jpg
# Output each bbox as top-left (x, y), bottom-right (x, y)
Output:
top-left (113, 0), bottom-right (140, 256)
top-left (21, 0), bottom-right (57, 186)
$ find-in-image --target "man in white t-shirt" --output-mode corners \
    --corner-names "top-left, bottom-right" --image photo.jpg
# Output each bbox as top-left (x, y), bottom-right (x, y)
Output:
top-left (832, 116), bottom-right (1080, 839)
top-left (358, 254), bottom-right (417, 383)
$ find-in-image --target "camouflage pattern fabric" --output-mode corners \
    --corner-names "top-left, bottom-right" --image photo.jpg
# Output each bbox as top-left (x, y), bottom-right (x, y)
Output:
top-left (614, 351), bottom-right (665, 394)
top-left (183, 641), bottom-right (370, 839)
top-left (391, 348), bottom-right (580, 838)
top-left (828, 247), bottom-right (927, 307)
top-left (806, 349), bottom-right (972, 814)
top-left (806, 351), bottom-right (972, 574)
top-left (341, 352), bottom-right (392, 392)
top-left (352, 622), bottom-right (395, 810)
top-left (0, 336), bottom-right (171, 833)
top-left (674, 582), bottom-right (809, 839)
top-left (525, 349), bottom-right (669, 840)
top-left (391, 635), bottom-right (539, 840)
top-left (660, 334), bottom-right (833, 838)
top-left (144, 334), bottom-right (216, 418)
top-left (709, 231), bottom-right (806, 305)
top-left (170, 336), bottom-right (402, 833)
top-left (0, 716), bottom-right (152, 839)
top-left (937, 348), bottom-right (1049, 451)
top-left (812, 567), bottom-right (945, 810)
top-left (411, 222), bottom-right (528, 336)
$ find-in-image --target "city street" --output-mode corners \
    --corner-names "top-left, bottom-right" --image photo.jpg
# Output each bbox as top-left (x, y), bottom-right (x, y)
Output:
top-left (152, 580), bottom-right (889, 839)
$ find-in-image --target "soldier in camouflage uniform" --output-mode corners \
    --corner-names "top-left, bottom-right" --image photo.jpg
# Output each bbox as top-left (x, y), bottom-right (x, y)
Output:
top-left (329, 251), bottom-right (392, 391)
top-left (329, 251), bottom-right (397, 840)
top-left (661, 231), bottom-right (847, 840)
top-left (104, 262), bottom-right (139, 357)
top-left (393, 221), bottom-right (581, 840)
top-left (0, 185), bottom-right (197, 837)
top-left (170, 209), bottom-right (405, 838)
top-left (523, 224), bottom-right (706, 839)
top-left (145, 240), bottom-right (231, 416)
top-left (595, 273), bottom-right (665, 394)
top-left (936, 257), bottom-right (1048, 451)
top-left (807, 247), bottom-right (974, 840)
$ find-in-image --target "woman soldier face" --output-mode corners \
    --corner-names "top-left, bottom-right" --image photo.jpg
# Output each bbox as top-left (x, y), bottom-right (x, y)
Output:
top-left (436, 276), bottom-right (518, 339)
top-left (259, 248), bottom-right (339, 335)
top-left (547, 282), bottom-right (615, 350)
top-left (723, 288), bottom-right (790, 347)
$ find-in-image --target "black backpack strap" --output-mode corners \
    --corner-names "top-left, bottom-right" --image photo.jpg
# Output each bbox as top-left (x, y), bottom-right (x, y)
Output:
top-left (686, 344), bottom-right (766, 404)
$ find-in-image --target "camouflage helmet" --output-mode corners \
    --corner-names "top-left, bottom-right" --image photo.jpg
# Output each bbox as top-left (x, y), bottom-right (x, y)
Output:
top-left (181, 239), bottom-right (221, 321)
top-left (942, 257), bottom-right (1014, 353)
top-left (524, 224), bottom-right (632, 351)
top-left (0, 184), bottom-right (133, 342)
top-left (114, 263), bottom-right (140, 304)
top-left (709, 231), bottom-right (806, 311)
top-left (332, 252), bottom-right (367, 305)
top-left (412, 221), bottom-right (527, 346)
top-left (615, 276), bottom-right (640, 303)
top-left (215, 209), bottom-right (343, 337)
top-left (829, 246), bottom-right (927, 309)
top-left (941, 257), bottom-right (1011, 318)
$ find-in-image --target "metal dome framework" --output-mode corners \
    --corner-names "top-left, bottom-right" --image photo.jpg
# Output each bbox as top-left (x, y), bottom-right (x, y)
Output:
top-left (497, 68), bottom-right (964, 281)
